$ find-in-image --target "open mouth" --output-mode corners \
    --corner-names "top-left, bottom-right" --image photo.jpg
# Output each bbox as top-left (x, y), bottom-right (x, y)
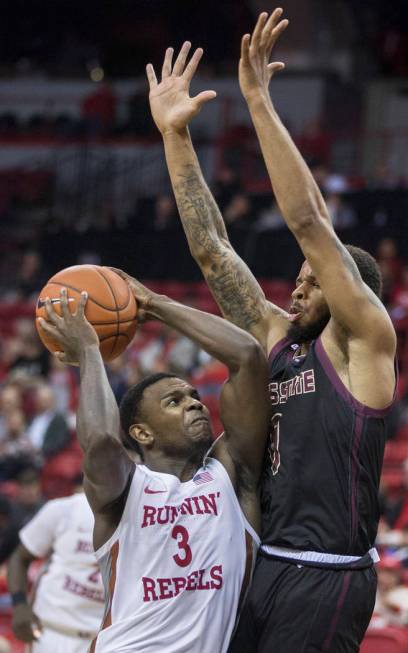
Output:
top-left (288, 306), bottom-right (303, 323)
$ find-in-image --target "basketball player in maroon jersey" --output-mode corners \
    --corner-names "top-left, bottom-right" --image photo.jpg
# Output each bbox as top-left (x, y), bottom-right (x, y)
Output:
top-left (147, 11), bottom-right (397, 652)
top-left (38, 278), bottom-right (270, 652)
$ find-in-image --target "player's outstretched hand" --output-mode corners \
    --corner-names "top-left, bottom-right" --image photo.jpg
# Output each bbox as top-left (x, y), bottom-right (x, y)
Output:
top-left (109, 267), bottom-right (155, 323)
top-left (38, 288), bottom-right (99, 365)
top-left (240, 8), bottom-right (289, 103)
top-left (147, 42), bottom-right (217, 134)
top-left (12, 603), bottom-right (42, 643)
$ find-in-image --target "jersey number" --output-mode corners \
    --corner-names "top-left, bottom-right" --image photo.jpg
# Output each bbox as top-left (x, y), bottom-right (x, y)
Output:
top-left (171, 525), bottom-right (192, 567)
top-left (269, 412), bottom-right (282, 476)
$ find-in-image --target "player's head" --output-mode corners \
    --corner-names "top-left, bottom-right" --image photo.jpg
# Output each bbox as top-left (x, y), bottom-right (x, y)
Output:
top-left (119, 373), bottom-right (213, 465)
top-left (288, 245), bottom-right (382, 344)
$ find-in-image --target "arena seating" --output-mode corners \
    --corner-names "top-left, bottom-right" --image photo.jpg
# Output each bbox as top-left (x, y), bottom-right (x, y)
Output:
top-left (360, 627), bottom-right (408, 653)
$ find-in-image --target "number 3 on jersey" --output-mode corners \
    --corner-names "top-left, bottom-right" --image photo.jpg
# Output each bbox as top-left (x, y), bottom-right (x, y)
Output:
top-left (171, 525), bottom-right (192, 567)
top-left (269, 412), bottom-right (282, 476)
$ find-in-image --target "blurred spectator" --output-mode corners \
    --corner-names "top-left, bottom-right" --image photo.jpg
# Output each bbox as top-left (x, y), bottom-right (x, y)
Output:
top-left (81, 82), bottom-right (116, 137)
top-left (14, 251), bottom-right (46, 301)
top-left (373, 556), bottom-right (408, 627)
top-left (377, 238), bottom-right (404, 303)
top-left (26, 384), bottom-right (70, 458)
top-left (213, 166), bottom-right (241, 210)
top-left (391, 265), bottom-right (408, 321)
top-left (0, 495), bottom-right (16, 565)
top-left (0, 384), bottom-right (23, 440)
top-left (325, 192), bottom-right (357, 229)
top-left (0, 410), bottom-right (38, 481)
top-left (6, 319), bottom-right (50, 381)
top-left (153, 194), bottom-right (178, 232)
top-left (255, 199), bottom-right (285, 231)
top-left (224, 193), bottom-right (252, 229)
top-left (0, 468), bottom-right (43, 564)
top-left (310, 161), bottom-right (349, 194)
top-left (297, 119), bottom-right (331, 164)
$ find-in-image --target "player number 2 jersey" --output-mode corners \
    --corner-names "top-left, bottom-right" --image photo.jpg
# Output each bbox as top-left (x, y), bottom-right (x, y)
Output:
top-left (91, 457), bottom-right (259, 653)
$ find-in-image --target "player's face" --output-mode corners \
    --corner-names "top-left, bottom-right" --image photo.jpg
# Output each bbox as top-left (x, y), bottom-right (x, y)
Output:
top-left (287, 261), bottom-right (330, 343)
top-left (141, 378), bottom-right (213, 457)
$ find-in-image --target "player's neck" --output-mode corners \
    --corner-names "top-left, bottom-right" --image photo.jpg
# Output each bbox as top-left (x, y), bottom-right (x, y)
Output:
top-left (144, 453), bottom-right (201, 482)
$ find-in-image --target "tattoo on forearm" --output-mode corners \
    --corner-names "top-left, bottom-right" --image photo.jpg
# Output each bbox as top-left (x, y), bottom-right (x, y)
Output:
top-left (173, 164), bottom-right (269, 331)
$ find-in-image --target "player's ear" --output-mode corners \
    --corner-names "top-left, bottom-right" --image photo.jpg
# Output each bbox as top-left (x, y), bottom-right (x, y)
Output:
top-left (130, 423), bottom-right (154, 448)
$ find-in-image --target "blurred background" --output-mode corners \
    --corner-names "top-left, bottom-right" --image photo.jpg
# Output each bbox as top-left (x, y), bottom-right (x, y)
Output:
top-left (0, 0), bottom-right (407, 650)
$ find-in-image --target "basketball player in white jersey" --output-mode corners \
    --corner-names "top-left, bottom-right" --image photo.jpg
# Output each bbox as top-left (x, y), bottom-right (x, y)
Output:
top-left (7, 482), bottom-right (105, 652)
top-left (37, 272), bottom-right (270, 653)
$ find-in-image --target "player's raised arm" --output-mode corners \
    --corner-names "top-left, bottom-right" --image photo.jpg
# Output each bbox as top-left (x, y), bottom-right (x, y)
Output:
top-left (38, 290), bottom-right (134, 515)
top-left (240, 10), bottom-right (396, 358)
top-left (113, 269), bottom-right (270, 490)
top-left (146, 43), bottom-right (288, 353)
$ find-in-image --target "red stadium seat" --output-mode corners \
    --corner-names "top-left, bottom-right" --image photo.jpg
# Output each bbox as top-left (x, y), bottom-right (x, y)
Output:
top-left (360, 627), bottom-right (408, 653)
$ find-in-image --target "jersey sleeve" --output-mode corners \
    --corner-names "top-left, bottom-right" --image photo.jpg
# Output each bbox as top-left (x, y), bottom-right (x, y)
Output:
top-left (19, 499), bottom-right (65, 558)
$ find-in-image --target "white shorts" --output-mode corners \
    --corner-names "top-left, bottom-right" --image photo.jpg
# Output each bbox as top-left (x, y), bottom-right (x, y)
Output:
top-left (28, 627), bottom-right (92, 653)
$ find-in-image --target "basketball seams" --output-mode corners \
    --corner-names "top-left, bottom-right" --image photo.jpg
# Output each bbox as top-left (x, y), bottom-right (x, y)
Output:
top-left (37, 265), bottom-right (137, 363)
top-left (94, 267), bottom-right (120, 359)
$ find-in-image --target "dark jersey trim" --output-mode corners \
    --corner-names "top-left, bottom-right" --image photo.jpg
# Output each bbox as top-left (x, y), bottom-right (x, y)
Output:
top-left (268, 337), bottom-right (292, 365)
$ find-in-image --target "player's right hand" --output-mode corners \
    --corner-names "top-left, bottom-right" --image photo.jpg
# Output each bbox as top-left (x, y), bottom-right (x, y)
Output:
top-left (38, 288), bottom-right (99, 365)
top-left (146, 42), bottom-right (216, 134)
top-left (12, 603), bottom-right (42, 643)
top-left (239, 9), bottom-right (288, 103)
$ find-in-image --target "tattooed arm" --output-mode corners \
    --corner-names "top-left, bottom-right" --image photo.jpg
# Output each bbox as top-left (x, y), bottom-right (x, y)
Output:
top-left (147, 43), bottom-right (288, 352)
top-left (240, 11), bottom-right (395, 358)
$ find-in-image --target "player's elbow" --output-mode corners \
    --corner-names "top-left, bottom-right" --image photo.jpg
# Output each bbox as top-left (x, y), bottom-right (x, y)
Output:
top-left (190, 237), bottom-right (230, 267)
top-left (237, 338), bottom-right (266, 370)
top-left (291, 209), bottom-right (325, 236)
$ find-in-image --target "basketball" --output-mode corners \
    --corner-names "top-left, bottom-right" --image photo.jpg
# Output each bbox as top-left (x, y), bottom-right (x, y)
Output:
top-left (35, 265), bottom-right (138, 362)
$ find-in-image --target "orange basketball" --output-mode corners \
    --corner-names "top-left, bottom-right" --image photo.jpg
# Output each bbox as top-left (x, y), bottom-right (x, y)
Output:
top-left (36, 265), bottom-right (138, 362)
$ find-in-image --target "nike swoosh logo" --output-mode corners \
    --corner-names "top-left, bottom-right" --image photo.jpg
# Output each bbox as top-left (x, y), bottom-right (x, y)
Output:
top-left (144, 487), bottom-right (166, 494)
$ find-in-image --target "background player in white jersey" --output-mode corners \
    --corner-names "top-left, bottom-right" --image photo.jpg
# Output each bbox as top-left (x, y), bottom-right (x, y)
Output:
top-left (7, 480), bottom-right (104, 653)
top-left (37, 271), bottom-right (270, 653)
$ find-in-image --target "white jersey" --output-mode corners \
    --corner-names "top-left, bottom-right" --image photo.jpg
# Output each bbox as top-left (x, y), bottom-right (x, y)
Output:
top-left (91, 456), bottom-right (259, 653)
top-left (19, 492), bottom-right (105, 636)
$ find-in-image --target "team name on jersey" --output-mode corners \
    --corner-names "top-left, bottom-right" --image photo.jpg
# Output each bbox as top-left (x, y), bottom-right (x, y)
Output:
top-left (141, 492), bottom-right (220, 528)
top-left (269, 369), bottom-right (316, 405)
top-left (63, 575), bottom-right (105, 603)
top-left (75, 539), bottom-right (94, 553)
top-left (142, 564), bottom-right (223, 602)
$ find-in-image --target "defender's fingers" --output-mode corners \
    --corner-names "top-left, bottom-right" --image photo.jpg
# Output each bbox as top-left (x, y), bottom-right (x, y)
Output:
top-left (108, 266), bottom-right (129, 281)
top-left (192, 90), bottom-right (217, 109)
top-left (76, 291), bottom-right (88, 318)
top-left (146, 63), bottom-right (158, 88)
top-left (241, 33), bottom-right (251, 60)
top-left (183, 47), bottom-right (203, 81)
top-left (173, 41), bottom-right (192, 76)
top-left (265, 19), bottom-right (289, 56)
top-left (44, 298), bottom-right (62, 326)
top-left (59, 287), bottom-right (72, 320)
top-left (161, 47), bottom-right (174, 79)
top-left (251, 12), bottom-right (268, 47)
top-left (262, 7), bottom-right (284, 44)
top-left (267, 61), bottom-right (285, 75)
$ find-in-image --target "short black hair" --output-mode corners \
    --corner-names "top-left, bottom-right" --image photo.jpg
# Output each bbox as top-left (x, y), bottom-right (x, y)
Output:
top-left (345, 244), bottom-right (382, 298)
top-left (119, 373), bottom-right (179, 460)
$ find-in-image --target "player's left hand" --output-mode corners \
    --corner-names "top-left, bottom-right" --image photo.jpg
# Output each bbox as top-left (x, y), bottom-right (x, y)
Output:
top-left (38, 288), bottom-right (99, 365)
top-left (147, 42), bottom-right (216, 134)
top-left (239, 8), bottom-right (289, 103)
top-left (109, 267), bottom-right (155, 323)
